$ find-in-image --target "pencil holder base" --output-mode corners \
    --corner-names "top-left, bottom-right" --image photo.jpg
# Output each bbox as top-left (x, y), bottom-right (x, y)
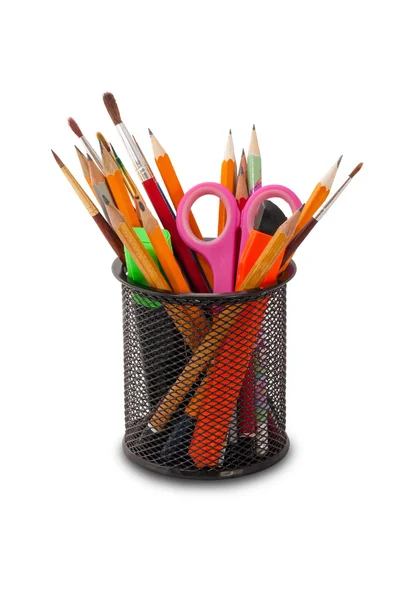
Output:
top-left (122, 436), bottom-right (290, 480)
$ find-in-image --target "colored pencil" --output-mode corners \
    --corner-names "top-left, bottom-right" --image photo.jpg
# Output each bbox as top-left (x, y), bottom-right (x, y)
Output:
top-left (51, 150), bottom-right (125, 263)
top-left (247, 125), bottom-right (261, 196)
top-left (295, 155), bottom-right (343, 232)
top-left (138, 199), bottom-right (190, 293)
top-left (138, 198), bottom-right (209, 343)
top-left (237, 210), bottom-right (301, 291)
top-left (87, 156), bottom-right (114, 223)
top-left (105, 202), bottom-right (170, 290)
top-left (101, 142), bottom-right (140, 227)
top-left (279, 155), bottom-right (342, 272)
top-left (236, 165), bottom-right (248, 211)
top-left (149, 129), bottom-right (213, 287)
top-left (217, 129), bottom-right (236, 234)
top-left (109, 144), bottom-right (144, 224)
top-left (280, 163), bottom-right (363, 270)
top-left (67, 117), bottom-right (103, 171)
top-left (103, 92), bottom-right (210, 293)
top-left (104, 201), bottom-right (197, 347)
top-left (74, 146), bottom-right (96, 195)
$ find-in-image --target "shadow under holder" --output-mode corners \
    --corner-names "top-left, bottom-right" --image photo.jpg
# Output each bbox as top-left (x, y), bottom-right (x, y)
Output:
top-left (112, 258), bottom-right (297, 480)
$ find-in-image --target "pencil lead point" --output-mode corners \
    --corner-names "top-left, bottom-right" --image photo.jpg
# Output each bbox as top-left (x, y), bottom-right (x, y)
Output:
top-left (148, 128), bottom-right (153, 136)
top-left (102, 194), bottom-right (110, 206)
top-left (87, 154), bottom-right (93, 162)
top-left (252, 124), bottom-right (256, 130)
top-left (51, 150), bottom-right (64, 168)
top-left (337, 155), bottom-right (343, 167)
top-left (241, 148), bottom-right (245, 157)
top-left (229, 128), bottom-right (232, 135)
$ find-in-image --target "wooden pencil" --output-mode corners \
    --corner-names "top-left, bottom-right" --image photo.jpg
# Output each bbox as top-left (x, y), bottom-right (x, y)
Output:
top-left (51, 150), bottom-right (125, 263)
top-left (247, 125), bottom-right (261, 196)
top-left (87, 155), bottom-right (115, 223)
top-left (138, 198), bottom-right (209, 343)
top-left (236, 165), bottom-right (249, 210)
top-left (237, 210), bottom-right (301, 290)
top-left (105, 202), bottom-right (171, 290)
top-left (138, 199), bottom-right (190, 293)
top-left (295, 156), bottom-right (342, 232)
top-left (74, 146), bottom-right (96, 196)
top-left (100, 143), bottom-right (140, 227)
top-left (279, 156), bottom-right (342, 273)
top-left (109, 144), bottom-right (144, 223)
top-left (105, 201), bottom-right (197, 347)
top-left (218, 129), bottom-right (236, 234)
top-left (280, 162), bottom-right (363, 270)
top-left (67, 117), bottom-right (102, 171)
top-left (149, 129), bottom-right (213, 286)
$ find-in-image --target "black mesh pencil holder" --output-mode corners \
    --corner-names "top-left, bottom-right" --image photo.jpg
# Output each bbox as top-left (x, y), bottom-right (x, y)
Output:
top-left (112, 259), bottom-right (296, 480)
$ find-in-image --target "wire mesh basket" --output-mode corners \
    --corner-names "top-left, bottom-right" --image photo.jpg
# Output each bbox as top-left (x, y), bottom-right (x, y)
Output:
top-left (112, 258), bottom-right (296, 479)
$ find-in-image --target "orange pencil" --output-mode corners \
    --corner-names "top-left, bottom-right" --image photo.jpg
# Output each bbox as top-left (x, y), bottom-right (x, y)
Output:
top-left (218, 129), bottom-right (236, 234)
top-left (279, 155), bottom-right (342, 273)
top-left (138, 198), bottom-right (209, 344)
top-left (100, 143), bottom-right (140, 228)
top-left (149, 129), bottom-right (213, 287)
top-left (138, 198), bottom-right (190, 294)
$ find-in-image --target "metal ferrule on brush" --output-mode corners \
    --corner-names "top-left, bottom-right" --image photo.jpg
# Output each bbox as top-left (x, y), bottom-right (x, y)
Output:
top-left (81, 136), bottom-right (103, 171)
top-left (116, 123), bottom-right (153, 182)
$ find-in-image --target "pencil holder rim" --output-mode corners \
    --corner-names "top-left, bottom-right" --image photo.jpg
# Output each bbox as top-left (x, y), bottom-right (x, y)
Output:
top-left (112, 258), bottom-right (297, 299)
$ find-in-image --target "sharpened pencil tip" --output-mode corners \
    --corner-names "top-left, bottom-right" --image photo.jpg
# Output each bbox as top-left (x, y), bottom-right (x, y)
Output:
top-left (337, 155), bottom-right (343, 168)
top-left (349, 162), bottom-right (363, 178)
top-left (252, 124), bottom-right (255, 130)
top-left (102, 194), bottom-right (110, 206)
top-left (229, 128), bottom-right (232, 135)
top-left (148, 128), bottom-right (153, 136)
top-left (51, 150), bottom-right (64, 168)
top-left (241, 148), bottom-right (245, 157)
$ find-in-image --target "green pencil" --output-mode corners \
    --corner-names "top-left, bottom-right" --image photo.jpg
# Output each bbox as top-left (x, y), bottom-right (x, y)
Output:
top-left (247, 124), bottom-right (262, 196)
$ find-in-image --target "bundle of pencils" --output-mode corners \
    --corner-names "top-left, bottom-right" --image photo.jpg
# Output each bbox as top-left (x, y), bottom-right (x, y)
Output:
top-left (54, 92), bottom-right (363, 470)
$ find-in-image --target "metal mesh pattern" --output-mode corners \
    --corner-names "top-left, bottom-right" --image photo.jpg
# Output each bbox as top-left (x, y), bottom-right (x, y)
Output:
top-left (115, 260), bottom-right (293, 478)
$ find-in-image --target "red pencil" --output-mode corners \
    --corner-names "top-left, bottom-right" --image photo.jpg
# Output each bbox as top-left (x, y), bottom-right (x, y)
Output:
top-left (103, 92), bottom-right (210, 293)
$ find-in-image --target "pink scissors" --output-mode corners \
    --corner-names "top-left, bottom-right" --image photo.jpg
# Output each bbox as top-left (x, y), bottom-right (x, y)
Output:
top-left (176, 182), bottom-right (301, 293)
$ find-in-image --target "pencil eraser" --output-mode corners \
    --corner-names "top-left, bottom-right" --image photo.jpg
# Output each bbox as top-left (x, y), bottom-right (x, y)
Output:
top-left (254, 201), bottom-right (287, 236)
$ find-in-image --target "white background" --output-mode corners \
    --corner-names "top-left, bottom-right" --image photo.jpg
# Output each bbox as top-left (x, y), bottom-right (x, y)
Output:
top-left (1, 1), bottom-right (397, 598)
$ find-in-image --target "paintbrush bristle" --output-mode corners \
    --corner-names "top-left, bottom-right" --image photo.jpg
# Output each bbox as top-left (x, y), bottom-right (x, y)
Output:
top-left (103, 92), bottom-right (122, 126)
top-left (51, 150), bottom-right (64, 168)
top-left (67, 117), bottom-right (83, 138)
top-left (96, 132), bottom-right (111, 152)
top-left (349, 162), bottom-right (363, 178)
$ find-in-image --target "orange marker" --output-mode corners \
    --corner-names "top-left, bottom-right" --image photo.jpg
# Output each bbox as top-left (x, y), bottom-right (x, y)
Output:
top-left (235, 201), bottom-right (287, 289)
